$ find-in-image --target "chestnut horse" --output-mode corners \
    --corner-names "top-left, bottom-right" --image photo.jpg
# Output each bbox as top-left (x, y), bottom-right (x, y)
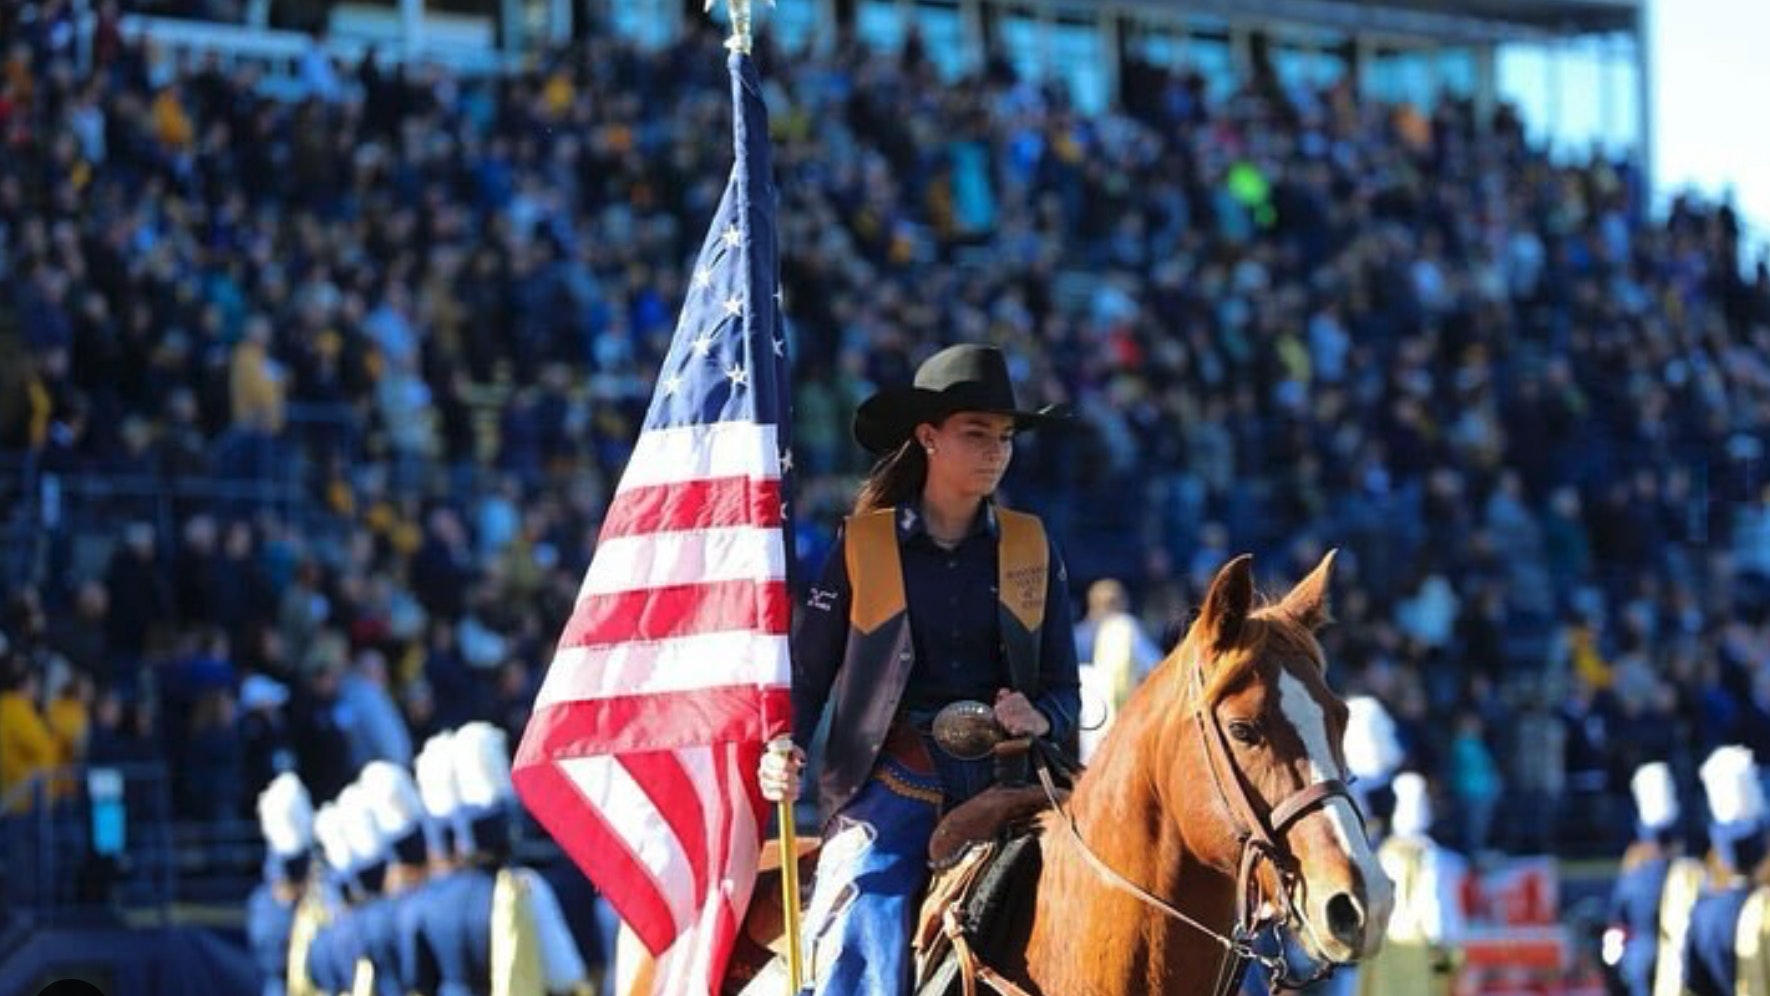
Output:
top-left (1002, 550), bottom-right (1392, 995)
top-left (731, 551), bottom-right (1392, 996)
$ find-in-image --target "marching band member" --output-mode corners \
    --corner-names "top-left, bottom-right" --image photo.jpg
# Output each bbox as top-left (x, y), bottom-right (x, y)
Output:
top-left (352, 760), bottom-right (432, 996)
top-left (407, 722), bottom-right (590, 996)
top-left (1344, 696), bottom-right (1406, 845)
top-left (1682, 746), bottom-right (1770, 996)
top-left (303, 799), bottom-right (360, 996)
top-left (399, 731), bottom-right (466, 996)
top-left (1603, 761), bottom-right (1705, 996)
top-left (250, 772), bottom-right (315, 996)
top-left (1357, 772), bottom-right (1465, 996)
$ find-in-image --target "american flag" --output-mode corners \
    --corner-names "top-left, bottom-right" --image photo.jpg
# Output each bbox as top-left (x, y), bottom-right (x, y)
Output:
top-left (513, 51), bottom-right (793, 996)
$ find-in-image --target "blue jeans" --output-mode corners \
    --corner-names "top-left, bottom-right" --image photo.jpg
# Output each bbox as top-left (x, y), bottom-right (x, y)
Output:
top-left (803, 740), bottom-right (992, 996)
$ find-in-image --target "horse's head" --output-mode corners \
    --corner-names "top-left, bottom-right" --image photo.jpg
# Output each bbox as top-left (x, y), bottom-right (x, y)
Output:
top-left (1168, 551), bottom-right (1393, 966)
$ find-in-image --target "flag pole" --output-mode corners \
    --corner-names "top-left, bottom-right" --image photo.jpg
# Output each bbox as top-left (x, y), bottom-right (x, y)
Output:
top-left (707, 0), bottom-right (799, 991)
top-left (768, 738), bottom-right (806, 994)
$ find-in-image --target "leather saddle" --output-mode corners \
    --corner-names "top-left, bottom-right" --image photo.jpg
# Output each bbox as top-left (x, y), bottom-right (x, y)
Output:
top-left (913, 784), bottom-right (1058, 996)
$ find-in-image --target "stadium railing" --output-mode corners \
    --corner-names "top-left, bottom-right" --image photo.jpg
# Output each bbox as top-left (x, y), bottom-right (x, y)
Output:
top-left (1, 762), bottom-right (177, 928)
top-left (77, 11), bottom-right (516, 101)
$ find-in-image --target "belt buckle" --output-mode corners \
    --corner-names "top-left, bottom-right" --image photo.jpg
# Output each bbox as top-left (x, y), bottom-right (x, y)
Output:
top-left (930, 700), bottom-right (1003, 761)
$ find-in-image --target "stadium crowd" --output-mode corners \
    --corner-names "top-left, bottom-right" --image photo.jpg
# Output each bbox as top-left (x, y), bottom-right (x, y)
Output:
top-left (2, 0), bottom-right (1770, 870)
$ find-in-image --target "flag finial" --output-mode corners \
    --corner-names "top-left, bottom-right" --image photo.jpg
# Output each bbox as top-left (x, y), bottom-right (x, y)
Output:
top-left (704, 0), bottom-right (771, 54)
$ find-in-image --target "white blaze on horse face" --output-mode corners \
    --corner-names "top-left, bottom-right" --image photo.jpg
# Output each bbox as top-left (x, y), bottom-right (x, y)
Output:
top-left (1276, 670), bottom-right (1376, 873)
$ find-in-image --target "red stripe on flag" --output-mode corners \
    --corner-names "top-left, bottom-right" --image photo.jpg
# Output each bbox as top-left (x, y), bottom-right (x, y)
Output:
top-left (512, 758), bottom-right (680, 955)
top-left (557, 578), bottom-right (790, 649)
top-left (710, 741), bottom-right (765, 984)
top-left (620, 751), bottom-right (711, 902)
top-left (514, 686), bottom-right (793, 764)
top-left (601, 477), bottom-right (783, 539)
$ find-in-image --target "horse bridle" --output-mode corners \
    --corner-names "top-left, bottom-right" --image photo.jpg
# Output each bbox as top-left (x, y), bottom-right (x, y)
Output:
top-left (1041, 649), bottom-right (1361, 996)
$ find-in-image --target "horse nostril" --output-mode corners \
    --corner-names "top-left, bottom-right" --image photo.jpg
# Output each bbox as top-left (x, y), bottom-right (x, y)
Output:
top-left (1325, 892), bottom-right (1366, 946)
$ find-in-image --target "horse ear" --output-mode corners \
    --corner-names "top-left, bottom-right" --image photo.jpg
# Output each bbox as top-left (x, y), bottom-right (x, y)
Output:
top-left (1280, 548), bottom-right (1338, 632)
top-left (1197, 554), bottom-right (1255, 656)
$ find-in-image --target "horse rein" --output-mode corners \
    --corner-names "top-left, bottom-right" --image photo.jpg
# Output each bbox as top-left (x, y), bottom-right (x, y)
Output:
top-left (1037, 649), bottom-right (1360, 996)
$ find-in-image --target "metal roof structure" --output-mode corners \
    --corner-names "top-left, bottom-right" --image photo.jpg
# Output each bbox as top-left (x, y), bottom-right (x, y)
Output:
top-left (1028, 0), bottom-right (1640, 43)
top-left (1345, 0), bottom-right (1639, 33)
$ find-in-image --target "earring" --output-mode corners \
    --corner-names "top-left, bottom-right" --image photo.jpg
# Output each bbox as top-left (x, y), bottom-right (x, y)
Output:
top-left (925, 445), bottom-right (936, 455)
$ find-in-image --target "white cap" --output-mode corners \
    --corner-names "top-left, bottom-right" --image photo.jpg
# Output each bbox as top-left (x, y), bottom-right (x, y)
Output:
top-left (415, 731), bottom-right (462, 819)
top-left (338, 784), bottom-right (390, 867)
top-left (1391, 772), bottom-right (1433, 838)
top-left (240, 674), bottom-right (291, 711)
top-left (255, 772), bottom-right (314, 858)
top-left (1700, 746), bottom-right (1765, 827)
top-left (359, 761), bottom-right (425, 842)
top-left (1631, 762), bottom-right (1680, 832)
top-left (452, 722), bottom-right (513, 810)
top-left (313, 802), bottom-right (355, 873)
top-left (1344, 696), bottom-right (1404, 784)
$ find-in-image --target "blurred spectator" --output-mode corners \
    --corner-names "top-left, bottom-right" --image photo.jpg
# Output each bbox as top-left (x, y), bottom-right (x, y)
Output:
top-left (47, 580), bottom-right (112, 682)
top-left (1447, 711), bottom-right (1502, 855)
top-left (44, 660), bottom-right (92, 764)
top-left (1505, 688), bottom-right (1566, 854)
top-left (492, 658), bottom-right (535, 751)
top-left (338, 646), bottom-right (412, 769)
top-left (289, 663), bottom-right (353, 803)
top-left (2, 654), bottom-right (60, 811)
top-left (238, 673), bottom-right (295, 806)
top-left (0, 15), bottom-right (1762, 863)
top-left (1073, 578), bottom-right (1162, 709)
top-left (86, 687), bottom-right (156, 766)
top-left (178, 686), bottom-right (243, 822)
top-left (103, 522), bottom-right (172, 692)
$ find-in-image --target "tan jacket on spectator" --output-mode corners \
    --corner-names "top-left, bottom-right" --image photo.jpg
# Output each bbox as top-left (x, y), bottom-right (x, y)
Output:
top-left (231, 337), bottom-right (287, 433)
top-left (150, 88), bottom-right (194, 151)
top-left (0, 691), bottom-right (61, 812)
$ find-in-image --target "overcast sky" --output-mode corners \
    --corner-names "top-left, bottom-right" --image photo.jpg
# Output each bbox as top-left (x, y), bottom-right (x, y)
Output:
top-left (1648, 0), bottom-right (1770, 250)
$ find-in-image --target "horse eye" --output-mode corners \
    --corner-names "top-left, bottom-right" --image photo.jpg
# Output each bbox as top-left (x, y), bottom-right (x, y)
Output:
top-left (1227, 721), bottom-right (1262, 745)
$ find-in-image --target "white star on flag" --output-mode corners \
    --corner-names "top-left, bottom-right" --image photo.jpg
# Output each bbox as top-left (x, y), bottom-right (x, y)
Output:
top-left (692, 331), bottom-right (718, 358)
top-left (693, 266), bottom-right (713, 289)
top-left (725, 363), bottom-right (749, 387)
top-left (720, 224), bottom-right (742, 248)
top-left (660, 373), bottom-right (684, 397)
top-left (723, 295), bottom-right (744, 317)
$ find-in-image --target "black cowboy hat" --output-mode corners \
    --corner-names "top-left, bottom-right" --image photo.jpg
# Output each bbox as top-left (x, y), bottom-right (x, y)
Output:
top-left (852, 343), bottom-right (1071, 455)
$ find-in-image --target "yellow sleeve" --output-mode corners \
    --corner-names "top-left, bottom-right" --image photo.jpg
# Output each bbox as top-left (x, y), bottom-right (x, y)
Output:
top-left (491, 868), bottom-right (545, 996)
top-left (1738, 887), bottom-right (1770, 996)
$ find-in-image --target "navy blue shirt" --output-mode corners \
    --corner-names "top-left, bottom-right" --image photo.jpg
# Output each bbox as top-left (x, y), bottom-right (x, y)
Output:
top-left (792, 501), bottom-right (1081, 744)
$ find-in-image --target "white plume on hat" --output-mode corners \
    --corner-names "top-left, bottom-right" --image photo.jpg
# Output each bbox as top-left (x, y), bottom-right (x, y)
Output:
top-left (256, 772), bottom-right (314, 857)
top-left (1390, 771), bottom-right (1433, 838)
top-left (338, 784), bottom-right (390, 866)
top-left (359, 761), bottom-right (425, 841)
top-left (1631, 762), bottom-right (1680, 832)
top-left (1344, 696), bottom-right (1404, 783)
top-left (313, 802), bottom-right (354, 873)
top-left (1700, 746), bottom-right (1766, 827)
top-left (452, 722), bottom-right (513, 810)
top-left (416, 731), bottom-right (462, 819)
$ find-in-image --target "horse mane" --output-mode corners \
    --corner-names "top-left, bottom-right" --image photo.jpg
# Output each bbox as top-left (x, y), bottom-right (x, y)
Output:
top-left (1184, 596), bottom-right (1331, 711)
